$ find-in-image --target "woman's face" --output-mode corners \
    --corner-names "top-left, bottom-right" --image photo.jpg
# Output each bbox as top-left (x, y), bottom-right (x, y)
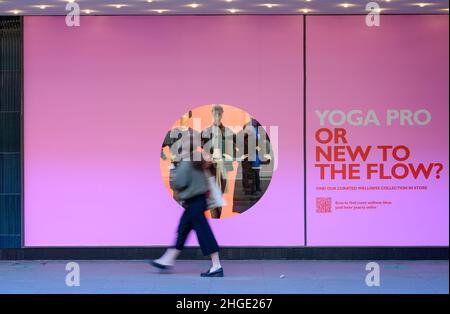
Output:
top-left (180, 113), bottom-right (190, 126)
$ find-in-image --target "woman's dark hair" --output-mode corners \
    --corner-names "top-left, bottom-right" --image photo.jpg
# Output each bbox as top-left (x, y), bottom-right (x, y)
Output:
top-left (188, 110), bottom-right (193, 118)
top-left (192, 160), bottom-right (206, 170)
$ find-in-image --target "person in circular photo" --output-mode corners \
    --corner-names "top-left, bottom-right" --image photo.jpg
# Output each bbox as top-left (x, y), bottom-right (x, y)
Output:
top-left (160, 104), bottom-right (275, 219)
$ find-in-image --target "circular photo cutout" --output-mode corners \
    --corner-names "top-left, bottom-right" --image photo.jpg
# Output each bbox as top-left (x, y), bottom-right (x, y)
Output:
top-left (160, 104), bottom-right (274, 219)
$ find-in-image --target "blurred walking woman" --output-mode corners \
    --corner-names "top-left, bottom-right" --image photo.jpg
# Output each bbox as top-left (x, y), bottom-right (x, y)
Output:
top-left (152, 160), bottom-right (224, 277)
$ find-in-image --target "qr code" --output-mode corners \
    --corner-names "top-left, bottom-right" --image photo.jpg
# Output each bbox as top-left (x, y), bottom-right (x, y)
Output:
top-left (316, 197), bottom-right (332, 213)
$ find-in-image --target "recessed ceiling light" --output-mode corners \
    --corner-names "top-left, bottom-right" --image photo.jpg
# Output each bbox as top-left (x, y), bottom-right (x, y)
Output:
top-left (414, 3), bottom-right (433, 8)
top-left (84, 9), bottom-right (93, 14)
top-left (261, 3), bottom-right (280, 9)
top-left (300, 8), bottom-right (311, 14)
top-left (153, 9), bottom-right (168, 14)
top-left (228, 8), bottom-right (239, 13)
top-left (32, 4), bottom-right (53, 10)
top-left (12, 10), bottom-right (20, 15)
top-left (188, 3), bottom-right (200, 9)
top-left (226, 0), bottom-right (234, 2)
top-left (111, 4), bottom-right (127, 9)
top-left (340, 3), bottom-right (355, 8)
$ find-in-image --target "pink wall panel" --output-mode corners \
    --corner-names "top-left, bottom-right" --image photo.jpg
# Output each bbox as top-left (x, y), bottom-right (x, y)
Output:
top-left (24, 16), bottom-right (304, 246)
top-left (306, 15), bottom-right (449, 246)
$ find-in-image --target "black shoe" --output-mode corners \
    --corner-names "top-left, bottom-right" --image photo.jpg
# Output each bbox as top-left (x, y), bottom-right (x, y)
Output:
top-left (201, 267), bottom-right (224, 277)
top-left (151, 260), bottom-right (173, 270)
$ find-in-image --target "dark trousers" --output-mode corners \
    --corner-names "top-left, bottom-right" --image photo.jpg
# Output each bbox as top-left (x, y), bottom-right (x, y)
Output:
top-left (174, 194), bottom-right (220, 256)
top-left (252, 168), bottom-right (261, 192)
top-left (209, 176), bottom-right (226, 219)
top-left (242, 166), bottom-right (261, 193)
